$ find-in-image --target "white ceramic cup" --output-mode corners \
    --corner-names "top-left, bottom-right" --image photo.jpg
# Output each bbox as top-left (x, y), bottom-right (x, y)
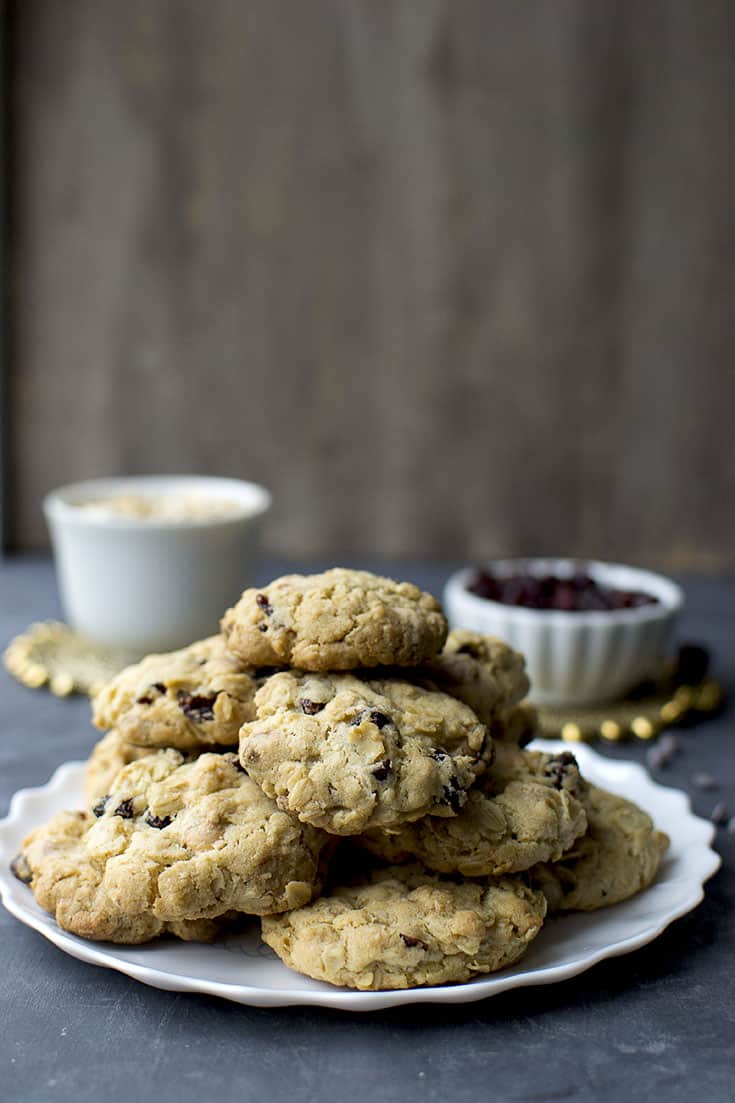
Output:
top-left (44, 475), bottom-right (272, 655)
top-left (444, 559), bottom-right (683, 707)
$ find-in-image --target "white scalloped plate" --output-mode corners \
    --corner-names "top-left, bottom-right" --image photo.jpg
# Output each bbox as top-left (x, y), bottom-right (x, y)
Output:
top-left (0, 741), bottom-right (721, 1010)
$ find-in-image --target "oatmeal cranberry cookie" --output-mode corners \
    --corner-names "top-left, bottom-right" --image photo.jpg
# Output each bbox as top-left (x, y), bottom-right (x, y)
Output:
top-left (261, 863), bottom-right (547, 990)
top-left (221, 568), bottom-right (447, 671)
top-left (239, 671), bottom-right (488, 835)
top-left (11, 833), bottom-right (234, 943)
top-left (421, 630), bottom-right (530, 727)
top-left (359, 746), bottom-right (587, 877)
top-left (12, 751), bottom-right (330, 943)
top-left (92, 636), bottom-right (258, 751)
top-left (529, 785), bottom-right (670, 912)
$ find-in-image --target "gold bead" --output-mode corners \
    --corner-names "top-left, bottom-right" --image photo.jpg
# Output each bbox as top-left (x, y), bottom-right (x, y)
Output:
top-left (50, 673), bottom-right (74, 697)
top-left (600, 720), bottom-right (623, 742)
top-left (659, 701), bottom-right (682, 724)
top-left (695, 681), bottom-right (722, 712)
top-left (673, 687), bottom-right (694, 711)
top-left (631, 715), bottom-right (656, 740)
top-left (561, 722), bottom-right (585, 742)
top-left (24, 664), bottom-right (48, 689)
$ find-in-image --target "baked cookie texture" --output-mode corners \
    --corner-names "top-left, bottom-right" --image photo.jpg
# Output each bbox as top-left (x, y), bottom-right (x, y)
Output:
top-left (9, 817), bottom-right (235, 944)
top-left (15, 751), bottom-right (330, 943)
top-left (529, 784), bottom-right (670, 912)
top-left (8, 562), bottom-right (675, 977)
top-left (261, 863), bottom-right (547, 990)
top-left (422, 630), bottom-right (530, 726)
top-left (358, 747), bottom-right (588, 877)
top-left (92, 636), bottom-right (257, 751)
top-left (239, 671), bottom-right (488, 835)
top-left (85, 730), bottom-right (157, 807)
top-left (486, 704), bottom-right (538, 749)
top-left (221, 568), bottom-right (447, 671)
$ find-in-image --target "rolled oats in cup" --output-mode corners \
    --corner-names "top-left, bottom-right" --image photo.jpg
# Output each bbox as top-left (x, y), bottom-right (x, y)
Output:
top-left (44, 475), bottom-right (271, 656)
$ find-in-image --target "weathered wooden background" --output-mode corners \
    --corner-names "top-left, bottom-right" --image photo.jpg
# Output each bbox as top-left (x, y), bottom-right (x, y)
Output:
top-left (6, 0), bottom-right (735, 567)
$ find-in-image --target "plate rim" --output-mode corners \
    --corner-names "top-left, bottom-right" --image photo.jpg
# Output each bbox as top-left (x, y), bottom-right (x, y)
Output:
top-left (0, 742), bottom-right (722, 1011)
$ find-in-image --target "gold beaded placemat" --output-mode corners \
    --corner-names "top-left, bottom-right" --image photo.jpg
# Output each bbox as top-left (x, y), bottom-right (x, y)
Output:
top-left (3, 621), bottom-right (134, 697)
top-left (538, 678), bottom-right (723, 744)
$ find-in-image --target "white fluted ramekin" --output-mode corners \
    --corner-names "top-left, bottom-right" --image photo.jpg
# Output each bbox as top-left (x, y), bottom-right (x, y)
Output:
top-left (444, 559), bottom-right (683, 707)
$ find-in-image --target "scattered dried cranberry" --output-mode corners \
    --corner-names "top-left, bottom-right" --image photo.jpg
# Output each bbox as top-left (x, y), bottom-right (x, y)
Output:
top-left (10, 853), bottom-right (32, 884)
top-left (692, 772), bottom-right (718, 792)
top-left (145, 812), bottom-right (172, 829)
top-left (544, 752), bottom-right (578, 790)
top-left (467, 568), bottom-right (659, 612)
top-left (711, 802), bottom-right (730, 826)
top-left (646, 734), bottom-right (680, 771)
top-left (114, 798), bottom-right (135, 819)
top-left (350, 709), bottom-right (392, 728)
top-left (372, 759), bottom-right (392, 781)
top-left (299, 698), bottom-right (325, 715)
top-left (92, 796), bottom-right (110, 818)
top-left (177, 691), bottom-right (218, 722)
top-left (441, 776), bottom-right (464, 813)
top-left (136, 682), bottom-right (166, 706)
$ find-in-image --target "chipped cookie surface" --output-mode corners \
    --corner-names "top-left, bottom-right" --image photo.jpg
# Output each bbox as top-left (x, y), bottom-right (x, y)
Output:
top-left (529, 785), bottom-right (670, 912)
top-left (240, 671), bottom-right (488, 835)
top-left (222, 569), bottom-right (447, 671)
top-left (261, 863), bottom-right (546, 990)
top-left (92, 636), bottom-right (257, 751)
top-left (422, 630), bottom-right (530, 726)
top-left (15, 752), bottom-right (329, 943)
top-left (359, 746), bottom-right (588, 876)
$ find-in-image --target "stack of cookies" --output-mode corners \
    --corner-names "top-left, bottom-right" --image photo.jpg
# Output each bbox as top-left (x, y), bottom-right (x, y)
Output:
top-left (11, 568), bottom-right (670, 991)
